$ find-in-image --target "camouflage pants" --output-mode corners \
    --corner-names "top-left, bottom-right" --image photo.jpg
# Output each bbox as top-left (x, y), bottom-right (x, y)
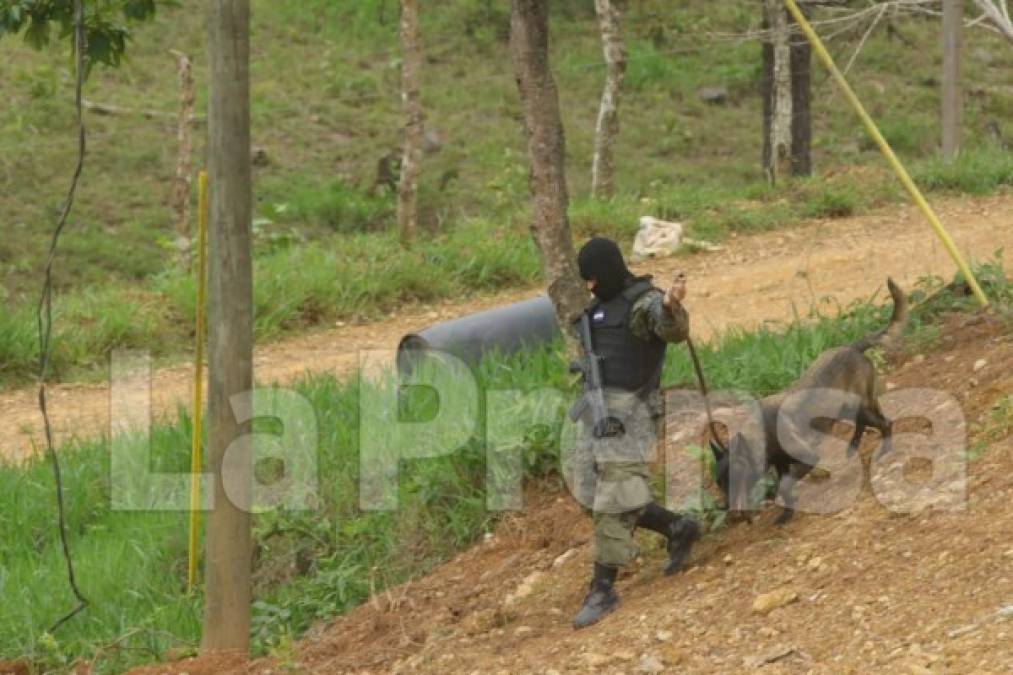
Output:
top-left (570, 394), bottom-right (659, 567)
top-left (590, 463), bottom-right (652, 566)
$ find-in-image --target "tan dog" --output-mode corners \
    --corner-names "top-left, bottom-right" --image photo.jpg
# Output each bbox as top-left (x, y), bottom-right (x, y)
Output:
top-left (711, 278), bottom-right (908, 524)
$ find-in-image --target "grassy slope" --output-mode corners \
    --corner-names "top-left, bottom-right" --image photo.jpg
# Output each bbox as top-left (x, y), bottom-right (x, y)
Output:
top-left (2, 263), bottom-right (1009, 672)
top-left (0, 287), bottom-right (889, 672)
top-left (1, 0), bottom-right (1011, 382)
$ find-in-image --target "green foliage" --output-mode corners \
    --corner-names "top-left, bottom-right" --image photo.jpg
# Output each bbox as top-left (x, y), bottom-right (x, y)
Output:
top-left (286, 180), bottom-right (393, 234)
top-left (862, 117), bottom-right (934, 156)
top-left (0, 304), bottom-right (37, 380)
top-left (715, 204), bottom-right (792, 233)
top-left (678, 443), bottom-right (728, 532)
top-left (0, 0), bottom-right (174, 68)
top-left (968, 394), bottom-right (1013, 462)
top-left (907, 252), bottom-right (1011, 320)
top-left (0, 286), bottom-right (175, 381)
top-left (625, 41), bottom-right (680, 92)
top-left (895, 254), bottom-right (1012, 353)
top-left (801, 184), bottom-right (861, 219)
top-left (0, 344), bottom-right (569, 670)
top-left (0, 437), bottom-right (200, 673)
top-left (912, 146), bottom-right (1013, 195)
top-left (241, 219), bottom-right (540, 337)
top-left (569, 195), bottom-right (644, 240)
top-left (0, 217), bottom-right (543, 382)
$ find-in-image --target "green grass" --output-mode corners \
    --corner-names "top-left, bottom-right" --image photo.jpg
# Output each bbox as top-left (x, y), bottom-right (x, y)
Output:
top-left (968, 393), bottom-right (1013, 462)
top-left (0, 347), bottom-right (571, 672)
top-left (10, 264), bottom-right (1008, 671)
top-left (913, 145), bottom-right (1013, 194)
top-left (0, 219), bottom-right (542, 380)
top-left (284, 179), bottom-right (394, 235)
top-left (800, 183), bottom-right (861, 219)
top-left (1, 0), bottom-right (1012, 384)
top-left (6, 153), bottom-right (993, 386)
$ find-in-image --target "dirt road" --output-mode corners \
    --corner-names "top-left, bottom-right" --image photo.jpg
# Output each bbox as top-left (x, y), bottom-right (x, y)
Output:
top-left (2, 192), bottom-right (1010, 461)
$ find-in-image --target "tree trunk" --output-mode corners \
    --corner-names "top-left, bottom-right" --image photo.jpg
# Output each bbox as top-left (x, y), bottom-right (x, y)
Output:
top-left (397, 0), bottom-right (423, 243)
top-left (789, 15), bottom-right (812, 177)
top-left (941, 0), bottom-right (963, 161)
top-left (591, 0), bottom-right (626, 199)
top-left (202, 0), bottom-right (253, 654)
top-left (509, 0), bottom-right (586, 347)
top-left (762, 10), bottom-right (773, 172)
top-left (764, 0), bottom-right (793, 184)
top-left (170, 51), bottom-right (195, 270)
top-left (763, 0), bottom-right (810, 179)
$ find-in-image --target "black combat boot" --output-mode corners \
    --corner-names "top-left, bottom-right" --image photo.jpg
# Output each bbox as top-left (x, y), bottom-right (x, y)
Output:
top-left (572, 563), bottom-right (619, 629)
top-left (637, 502), bottom-right (701, 576)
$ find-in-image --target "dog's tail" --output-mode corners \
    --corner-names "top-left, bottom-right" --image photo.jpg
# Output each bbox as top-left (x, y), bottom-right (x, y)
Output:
top-left (852, 277), bottom-right (908, 352)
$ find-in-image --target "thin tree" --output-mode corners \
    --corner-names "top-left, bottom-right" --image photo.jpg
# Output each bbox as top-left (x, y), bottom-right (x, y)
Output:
top-left (509, 0), bottom-right (586, 346)
top-left (170, 50), bottom-right (196, 269)
top-left (0, 0), bottom-right (167, 633)
top-left (789, 10), bottom-right (812, 177)
top-left (203, 0), bottom-right (253, 653)
top-left (762, 0), bottom-right (812, 181)
top-left (591, 0), bottom-right (626, 199)
top-left (764, 0), bottom-right (794, 184)
top-left (398, 0), bottom-right (423, 243)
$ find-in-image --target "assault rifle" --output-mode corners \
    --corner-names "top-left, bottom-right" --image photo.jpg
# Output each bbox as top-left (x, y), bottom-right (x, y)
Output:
top-left (568, 311), bottom-right (625, 438)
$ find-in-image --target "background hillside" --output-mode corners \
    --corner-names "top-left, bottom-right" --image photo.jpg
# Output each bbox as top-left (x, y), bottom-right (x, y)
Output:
top-left (1, 0), bottom-right (1011, 381)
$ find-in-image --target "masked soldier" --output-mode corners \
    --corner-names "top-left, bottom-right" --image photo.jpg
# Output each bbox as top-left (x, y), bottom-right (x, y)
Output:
top-left (569, 236), bottom-right (701, 629)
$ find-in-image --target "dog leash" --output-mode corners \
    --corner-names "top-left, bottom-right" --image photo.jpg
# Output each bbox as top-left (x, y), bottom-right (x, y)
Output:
top-left (685, 336), bottom-right (727, 453)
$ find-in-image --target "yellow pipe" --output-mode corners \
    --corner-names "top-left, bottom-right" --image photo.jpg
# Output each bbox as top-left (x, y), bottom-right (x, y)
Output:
top-left (187, 170), bottom-right (210, 591)
top-left (783, 0), bottom-right (989, 308)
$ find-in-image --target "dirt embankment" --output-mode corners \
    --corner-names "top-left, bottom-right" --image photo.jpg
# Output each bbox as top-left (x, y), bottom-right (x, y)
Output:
top-left (131, 311), bottom-right (1013, 674)
top-left (3, 193), bottom-right (1012, 461)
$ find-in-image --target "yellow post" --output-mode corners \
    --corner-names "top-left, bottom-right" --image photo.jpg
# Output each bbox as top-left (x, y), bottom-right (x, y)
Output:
top-left (783, 0), bottom-right (989, 308)
top-left (188, 170), bottom-right (210, 591)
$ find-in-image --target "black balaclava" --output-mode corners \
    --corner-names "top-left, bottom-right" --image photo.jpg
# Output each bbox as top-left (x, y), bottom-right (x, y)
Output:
top-left (577, 237), bottom-right (633, 302)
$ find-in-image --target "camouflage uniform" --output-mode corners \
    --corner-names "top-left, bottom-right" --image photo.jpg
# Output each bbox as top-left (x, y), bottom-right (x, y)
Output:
top-left (571, 287), bottom-right (689, 567)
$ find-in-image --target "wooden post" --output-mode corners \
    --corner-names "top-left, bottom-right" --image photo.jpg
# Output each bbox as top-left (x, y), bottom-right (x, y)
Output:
top-left (941, 0), bottom-right (962, 161)
top-left (202, 0), bottom-right (253, 654)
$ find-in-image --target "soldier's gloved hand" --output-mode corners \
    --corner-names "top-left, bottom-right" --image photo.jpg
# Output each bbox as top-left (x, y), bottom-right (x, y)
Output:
top-left (663, 272), bottom-right (687, 309)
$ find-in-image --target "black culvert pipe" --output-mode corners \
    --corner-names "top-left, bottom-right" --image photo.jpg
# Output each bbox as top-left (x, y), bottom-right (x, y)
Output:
top-left (396, 295), bottom-right (560, 375)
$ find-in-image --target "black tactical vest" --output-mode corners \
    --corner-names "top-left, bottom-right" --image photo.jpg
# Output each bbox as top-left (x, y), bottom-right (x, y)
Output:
top-left (578, 279), bottom-right (667, 394)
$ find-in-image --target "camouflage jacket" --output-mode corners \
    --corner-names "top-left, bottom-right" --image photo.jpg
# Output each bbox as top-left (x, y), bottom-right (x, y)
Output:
top-left (627, 288), bottom-right (690, 346)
